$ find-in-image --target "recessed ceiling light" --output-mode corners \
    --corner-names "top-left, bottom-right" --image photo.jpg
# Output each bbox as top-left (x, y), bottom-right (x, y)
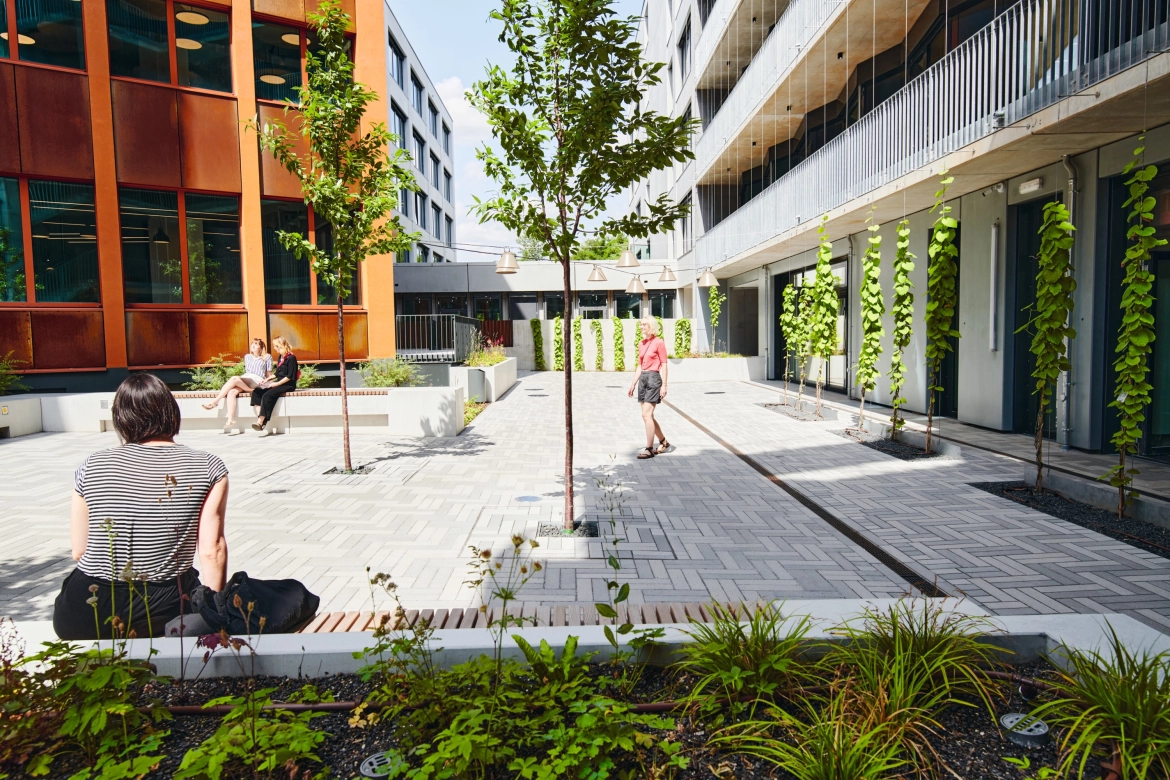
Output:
top-left (175, 38), bottom-right (202, 50)
top-left (281, 33), bottom-right (300, 45)
top-left (0, 32), bottom-right (35, 45)
top-left (260, 74), bottom-right (287, 85)
top-left (175, 10), bottom-right (209, 24)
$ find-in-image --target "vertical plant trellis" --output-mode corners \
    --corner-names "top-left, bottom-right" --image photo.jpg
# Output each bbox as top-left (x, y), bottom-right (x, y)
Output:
top-left (888, 219), bottom-right (915, 437)
top-left (612, 316), bottom-right (626, 372)
top-left (572, 316), bottom-right (584, 372)
top-left (924, 171), bottom-right (960, 454)
top-left (779, 284), bottom-right (799, 405)
top-left (1104, 139), bottom-right (1167, 517)
top-left (674, 318), bottom-right (691, 357)
top-left (552, 315), bottom-right (564, 371)
top-left (855, 212), bottom-right (885, 432)
top-left (530, 318), bottom-right (546, 371)
top-left (809, 215), bottom-right (840, 418)
top-left (708, 286), bottom-right (726, 353)
top-left (590, 319), bottom-right (603, 371)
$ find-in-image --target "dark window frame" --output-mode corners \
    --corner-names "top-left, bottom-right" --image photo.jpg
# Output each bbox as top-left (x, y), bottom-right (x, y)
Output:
top-left (387, 30), bottom-right (404, 88)
top-left (105, 0), bottom-right (234, 95)
top-left (259, 195), bottom-right (364, 309)
top-left (410, 70), bottom-right (424, 114)
top-left (4, 0), bottom-right (87, 71)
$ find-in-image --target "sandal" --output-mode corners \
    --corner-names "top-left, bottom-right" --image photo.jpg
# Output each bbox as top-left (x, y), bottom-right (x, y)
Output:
top-left (655, 440), bottom-right (671, 454)
top-left (637, 447), bottom-right (655, 459)
top-left (202, 401), bottom-right (219, 410)
top-left (222, 421), bottom-right (236, 433)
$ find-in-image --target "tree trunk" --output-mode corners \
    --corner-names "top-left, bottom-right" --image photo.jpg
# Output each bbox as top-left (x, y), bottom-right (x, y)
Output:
top-left (815, 360), bottom-right (824, 418)
top-left (797, 360), bottom-right (806, 412)
top-left (925, 370), bottom-right (934, 455)
top-left (1118, 450), bottom-right (1126, 520)
top-left (561, 259), bottom-right (575, 531)
top-left (1034, 397), bottom-right (1046, 491)
top-left (857, 393), bottom-right (866, 434)
top-left (782, 352), bottom-right (789, 406)
top-left (338, 290), bottom-right (352, 472)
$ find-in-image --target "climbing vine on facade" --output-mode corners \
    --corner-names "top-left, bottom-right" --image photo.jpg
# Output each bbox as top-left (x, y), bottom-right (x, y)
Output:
top-left (782, 284), bottom-right (814, 411)
top-left (591, 319), bottom-right (603, 371)
top-left (707, 285), bottom-right (726, 352)
top-left (924, 171), bottom-right (960, 454)
top-left (655, 315), bottom-right (664, 340)
top-left (530, 318), bottom-right (546, 371)
top-left (1026, 201), bottom-right (1077, 490)
top-left (552, 316), bottom-right (564, 371)
top-left (572, 316), bottom-right (584, 372)
top-left (1104, 139), bottom-right (1167, 516)
top-left (888, 219), bottom-right (915, 436)
top-left (809, 215), bottom-right (840, 417)
top-left (855, 212), bottom-right (885, 431)
top-left (674, 318), bottom-right (691, 357)
top-left (779, 284), bottom-right (799, 405)
top-left (612, 316), bottom-right (626, 372)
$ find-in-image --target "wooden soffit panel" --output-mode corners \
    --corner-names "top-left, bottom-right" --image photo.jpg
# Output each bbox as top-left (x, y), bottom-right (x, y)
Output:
top-left (179, 92), bottom-right (242, 193)
top-left (0, 64), bottom-right (19, 175)
top-left (31, 311), bottom-right (105, 369)
top-left (126, 311), bottom-right (192, 366)
top-left (112, 80), bottom-right (181, 187)
top-left (257, 104), bottom-right (307, 199)
top-left (0, 310), bottom-right (33, 366)
top-left (267, 311), bottom-right (320, 360)
top-left (189, 311), bottom-right (249, 363)
top-left (15, 68), bottom-right (94, 179)
top-left (317, 312), bottom-right (367, 361)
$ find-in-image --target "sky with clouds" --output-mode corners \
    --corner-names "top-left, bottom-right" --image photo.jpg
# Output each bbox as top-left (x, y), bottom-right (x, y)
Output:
top-left (390, 0), bottom-right (643, 260)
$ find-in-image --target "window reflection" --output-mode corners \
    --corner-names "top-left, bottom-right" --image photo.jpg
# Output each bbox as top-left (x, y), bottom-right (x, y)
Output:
top-left (16, 0), bottom-right (86, 70)
top-left (120, 187), bottom-right (182, 304)
top-left (0, 0), bottom-right (10, 59)
top-left (313, 218), bottom-right (358, 305)
top-left (175, 3), bottom-right (231, 92)
top-left (107, 0), bottom-right (169, 82)
top-left (30, 181), bottom-right (99, 303)
top-left (252, 22), bottom-right (301, 102)
top-left (0, 177), bottom-right (25, 302)
top-left (186, 194), bottom-right (241, 304)
top-left (261, 199), bottom-right (309, 304)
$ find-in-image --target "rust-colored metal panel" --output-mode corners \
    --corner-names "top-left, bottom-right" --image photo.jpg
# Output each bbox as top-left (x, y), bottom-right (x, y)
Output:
top-left (111, 81), bottom-right (181, 187)
top-left (0, 64), bottom-right (19, 175)
top-left (189, 312), bottom-right (249, 363)
top-left (15, 68), bottom-right (94, 179)
top-left (31, 311), bottom-right (106, 369)
top-left (126, 311), bottom-right (192, 366)
top-left (267, 311), bottom-right (320, 360)
top-left (0, 311), bottom-right (33, 367)
top-left (317, 312), bottom-right (367, 360)
top-left (257, 104), bottom-right (308, 199)
top-left (305, 0), bottom-right (354, 23)
top-left (253, 0), bottom-right (305, 22)
top-left (179, 92), bottom-right (243, 193)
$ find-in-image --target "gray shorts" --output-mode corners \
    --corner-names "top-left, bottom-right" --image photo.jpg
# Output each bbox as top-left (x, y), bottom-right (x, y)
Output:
top-left (637, 371), bottom-right (662, 404)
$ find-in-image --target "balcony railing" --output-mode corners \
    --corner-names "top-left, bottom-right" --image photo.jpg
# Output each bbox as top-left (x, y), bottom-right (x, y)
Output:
top-left (696, 0), bottom-right (1170, 270)
top-left (693, 0), bottom-right (841, 177)
top-left (396, 314), bottom-right (479, 364)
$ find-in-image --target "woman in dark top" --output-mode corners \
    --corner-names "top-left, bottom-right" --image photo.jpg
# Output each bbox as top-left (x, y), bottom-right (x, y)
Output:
top-left (251, 336), bottom-right (298, 434)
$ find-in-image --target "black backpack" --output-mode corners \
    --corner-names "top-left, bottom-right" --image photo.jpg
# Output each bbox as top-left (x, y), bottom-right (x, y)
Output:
top-left (191, 572), bottom-right (320, 635)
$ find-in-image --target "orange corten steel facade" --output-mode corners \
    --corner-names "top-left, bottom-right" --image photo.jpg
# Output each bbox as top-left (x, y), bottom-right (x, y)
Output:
top-left (0, 0), bottom-right (397, 378)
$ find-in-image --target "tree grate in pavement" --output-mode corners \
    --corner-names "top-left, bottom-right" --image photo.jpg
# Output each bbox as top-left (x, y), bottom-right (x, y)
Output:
top-left (536, 521), bottom-right (598, 537)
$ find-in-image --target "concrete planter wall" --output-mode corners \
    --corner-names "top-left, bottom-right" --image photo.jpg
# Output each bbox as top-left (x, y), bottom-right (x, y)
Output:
top-left (0, 397), bottom-right (43, 438)
top-left (509, 319), bottom-right (690, 372)
top-left (479, 357), bottom-right (517, 401)
top-left (667, 356), bottom-right (765, 383)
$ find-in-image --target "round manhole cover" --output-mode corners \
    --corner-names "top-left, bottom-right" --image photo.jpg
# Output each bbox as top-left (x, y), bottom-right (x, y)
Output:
top-left (999, 713), bottom-right (1050, 747)
top-left (516, 495), bottom-right (541, 502)
top-left (360, 750), bottom-right (408, 778)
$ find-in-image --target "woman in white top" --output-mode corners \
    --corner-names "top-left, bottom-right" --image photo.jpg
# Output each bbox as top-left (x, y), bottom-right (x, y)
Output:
top-left (202, 338), bottom-right (273, 432)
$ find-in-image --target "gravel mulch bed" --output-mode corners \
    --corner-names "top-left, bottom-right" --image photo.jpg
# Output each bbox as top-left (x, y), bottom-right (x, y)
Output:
top-left (764, 402), bottom-right (838, 423)
top-left (970, 481), bottom-right (1170, 562)
top-left (537, 520), bottom-right (599, 537)
top-left (835, 427), bottom-right (941, 461)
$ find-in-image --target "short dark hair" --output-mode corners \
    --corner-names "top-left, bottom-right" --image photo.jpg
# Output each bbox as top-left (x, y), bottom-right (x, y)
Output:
top-left (112, 373), bottom-right (181, 444)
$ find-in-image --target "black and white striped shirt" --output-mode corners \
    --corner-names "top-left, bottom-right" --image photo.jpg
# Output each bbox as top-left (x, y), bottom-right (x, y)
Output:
top-left (75, 444), bottom-right (229, 581)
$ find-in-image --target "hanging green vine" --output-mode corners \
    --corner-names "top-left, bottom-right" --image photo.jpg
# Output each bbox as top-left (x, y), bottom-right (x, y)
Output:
top-left (1023, 201), bottom-right (1076, 490)
top-left (572, 316), bottom-right (584, 372)
top-left (552, 315), bottom-right (564, 371)
top-left (782, 284), bottom-right (814, 411)
top-left (888, 218), bottom-right (916, 437)
top-left (655, 315), bottom-right (664, 339)
top-left (809, 215), bottom-right (840, 417)
top-left (779, 284), bottom-right (799, 405)
top-left (708, 285), bottom-right (726, 352)
top-left (924, 171), bottom-right (960, 453)
top-left (1104, 139), bottom-right (1167, 517)
top-left (855, 211), bottom-right (885, 432)
top-left (590, 318), bottom-right (603, 371)
top-left (674, 318), bottom-right (691, 357)
top-left (530, 318), bottom-right (546, 371)
top-left (612, 316), bottom-right (626, 372)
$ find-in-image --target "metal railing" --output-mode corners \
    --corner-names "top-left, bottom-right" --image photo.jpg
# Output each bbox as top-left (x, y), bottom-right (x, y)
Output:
top-left (696, 0), bottom-right (1170, 270)
top-left (395, 314), bottom-right (480, 364)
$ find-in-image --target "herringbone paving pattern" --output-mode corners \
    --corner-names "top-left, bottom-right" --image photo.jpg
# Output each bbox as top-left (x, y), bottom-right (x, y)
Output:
top-left (2, 372), bottom-right (1167, 634)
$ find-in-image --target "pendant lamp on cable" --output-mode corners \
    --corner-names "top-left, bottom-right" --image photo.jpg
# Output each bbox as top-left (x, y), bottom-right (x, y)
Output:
top-left (698, 268), bottom-right (718, 287)
top-left (495, 249), bottom-right (518, 274)
top-left (658, 266), bottom-right (677, 282)
top-left (588, 265), bottom-right (607, 282)
top-left (617, 249), bottom-right (639, 268)
top-left (626, 275), bottom-right (647, 294)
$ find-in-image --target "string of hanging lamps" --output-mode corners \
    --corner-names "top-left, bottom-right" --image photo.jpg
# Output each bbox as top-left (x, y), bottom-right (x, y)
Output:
top-left (496, 244), bottom-right (682, 286)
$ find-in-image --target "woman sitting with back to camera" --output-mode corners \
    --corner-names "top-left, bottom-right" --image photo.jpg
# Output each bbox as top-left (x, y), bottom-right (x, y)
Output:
top-left (250, 336), bottom-right (298, 435)
top-left (202, 338), bottom-right (273, 433)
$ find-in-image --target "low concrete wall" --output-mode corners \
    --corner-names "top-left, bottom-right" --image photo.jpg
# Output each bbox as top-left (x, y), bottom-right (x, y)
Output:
top-left (860, 416), bottom-right (963, 459)
top-left (666, 356), bottom-right (765, 383)
top-left (1025, 468), bottom-right (1170, 530)
top-left (0, 397), bottom-right (42, 438)
top-left (480, 357), bottom-right (517, 402)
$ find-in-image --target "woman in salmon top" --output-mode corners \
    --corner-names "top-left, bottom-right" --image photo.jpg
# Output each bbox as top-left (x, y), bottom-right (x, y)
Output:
top-left (628, 315), bottom-right (671, 459)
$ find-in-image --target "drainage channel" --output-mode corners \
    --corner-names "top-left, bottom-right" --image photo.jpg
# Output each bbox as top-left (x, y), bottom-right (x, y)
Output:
top-left (663, 401), bottom-right (947, 598)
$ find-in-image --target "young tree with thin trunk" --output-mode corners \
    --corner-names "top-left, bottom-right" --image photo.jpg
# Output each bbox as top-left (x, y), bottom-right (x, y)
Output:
top-left (779, 284), bottom-right (799, 405)
top-left (810, 215), bottom-right (840, 418)
top-left (253, 0), bottom-right (417, 472)
top-left (470, 0), bottom-right (694, 530)
top-left (888, 219), bottom-right (915, 438)
top-left (855, 213), bottom-right (885, 432)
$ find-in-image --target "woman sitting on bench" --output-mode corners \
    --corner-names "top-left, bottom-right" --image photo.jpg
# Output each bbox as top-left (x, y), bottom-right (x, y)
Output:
top-left (202, 338), bottom-right (273, 433)
top-left (251, 336), bottom-right (298, 435)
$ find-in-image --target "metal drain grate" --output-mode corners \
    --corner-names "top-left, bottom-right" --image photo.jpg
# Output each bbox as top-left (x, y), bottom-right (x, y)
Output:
top-left (1000, 713), bottom-right (1050, 747)
top-left (516, 495), bottom-right (541, 502)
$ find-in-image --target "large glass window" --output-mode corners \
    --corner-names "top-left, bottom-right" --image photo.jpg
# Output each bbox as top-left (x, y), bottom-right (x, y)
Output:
top-left (435, 294), bottom-right (465, 314)
top-left (120, 187), bottom-right (182, 304)
top-left (261, 199), bottom-right (309, 304)
top-left (253, 21), bottom-right (302, 102)
top-left (418, 244), bottom-right (429, 262)
top-left (442, 123), bottom-right (450, 155)
top-left (312, 218), bottom-right (358, 305)
top-left (578, 292), bottom-right (607, 319)
top-left (410, 72), bottom-right (423, 113)
top-left (0, 178), bottom-right (25, 302)
top-left (509, 293), bottom-right (537, 320)
top-left (107, 0), bottom-right (169, 82)
top-left (444, 170), bottom-right (452, 202)
top-left (186, 194), bottom-right (241, 303)
top-left (615, 293), bottom-right (641, 320)
top-left (30, 181), bottom-right (99, 303)
top-left (545, 292), bottom-right (564, 319)
top-left (428, 102), bottom-right (438, 136)
top-left (430, 154), bottom-right (440, 188)
top-left (444, 216), bottom-right (453, 247)
top-left (391, 103), bottom-right (408, 150)
top-left (431, 205), bottom-right (441, 237)
top-left (474, 294), bottom-right (501, 321)
top-left (175, 3), bottom-right (231, 91)
top-left (415, 192), bottom-right (426, 230)
top-left (1, 0), bottom-right (11, 59)
top-left (413, 133), bottom-right (425, 171)
top-left (388, 32), bottom-right (403, 88)
top-left (16, 0), bottom-right (85, 70)
top-left (650, 291), bottom-right (675, 318)
top-left (398, 186), bottom-right (410, 218)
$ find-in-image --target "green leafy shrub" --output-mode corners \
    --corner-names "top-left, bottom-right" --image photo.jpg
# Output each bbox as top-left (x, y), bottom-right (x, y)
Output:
top-left (611, 316), bottom-right (625, 371)
top-left (888, 219), bottom-right (915, 436)
top-left (552, 316), bottom-right (564, 371)
top-left (590, 319), bottom-right (603, 370)
top-left (924, 171), bottom-right (960, 453)
top-left (360, 357), bottom-right (420, 387)
top-left (572, 316), bottom-right (584, 372)
top-left (530, 318), bottom-right (546, 370)
top-left (464, 400), bottom-right (488, 426)
top-left (467, 337), bottom-right (507, 367)
top-left (297, 362), bottom-right (321, 388)
top-left (673, 318), bottom-right (691, 356)
top-left (809, 215), bottom-right (840, 417)
top-left (0, 351), bottom-right (28, 396)
top-left (181, 353), bottom-right (244, 390)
